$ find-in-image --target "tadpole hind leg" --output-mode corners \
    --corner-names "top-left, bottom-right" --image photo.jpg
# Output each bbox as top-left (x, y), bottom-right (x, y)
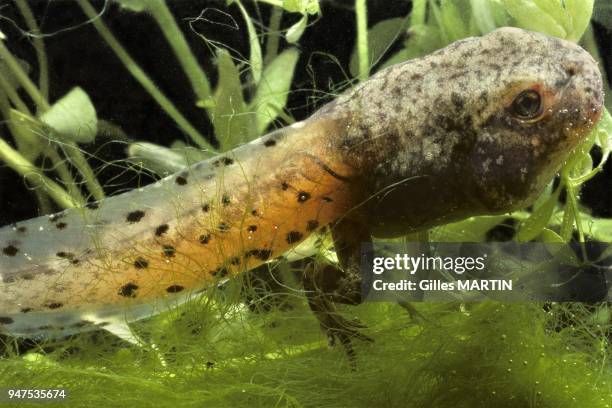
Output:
top-left (303, 217), bottom-right (374, 362)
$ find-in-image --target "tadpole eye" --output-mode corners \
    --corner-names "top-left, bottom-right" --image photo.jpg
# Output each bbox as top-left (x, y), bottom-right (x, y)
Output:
top-left (511, 89), bottom-right (542, 120)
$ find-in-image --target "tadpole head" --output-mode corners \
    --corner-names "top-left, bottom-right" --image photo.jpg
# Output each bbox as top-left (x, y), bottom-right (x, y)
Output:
top-left (465, 28), bottom-right (604, 213)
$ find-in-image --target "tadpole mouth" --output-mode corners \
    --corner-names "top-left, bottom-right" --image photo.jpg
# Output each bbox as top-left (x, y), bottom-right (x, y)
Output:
top-left (588, 101), bottom-right (603, 124)
top-left (560, 69), bottom-right (604, 143)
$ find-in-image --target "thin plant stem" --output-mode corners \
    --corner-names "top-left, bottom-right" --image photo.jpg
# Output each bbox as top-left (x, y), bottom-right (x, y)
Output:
top-left (411, 0), bottom-right (427, 26)
top-left (0, 18), bottom-right (104, 201)
top-left (33, 188), bottom-right (52, 215)
top-left (45, 147), bottom-right (87, 204)
top-left (76, 0), bottom-right (214, 150)
top-left (0, 41), bottom-right (49, 111)
top-left (14, 0), bottom-right (49, 101)
top-left (0, 136), bottom-right (80, 208)
top-left (0, 67), bottom-right (31, 114)
top-left (62, 142), bottom-right (106, 201)
top-left (264, 6), bottom-right (283, 64)
top-left (0, 92), bottom-right (12, 117)
top-left (355, 0), bottom-right (369, 81)
top-left (145, 0), bottom-right (212, 107)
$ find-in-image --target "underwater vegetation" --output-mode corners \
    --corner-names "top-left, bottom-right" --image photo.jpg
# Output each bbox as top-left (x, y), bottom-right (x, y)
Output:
top-left (0, 0), bottom-right (611, 406)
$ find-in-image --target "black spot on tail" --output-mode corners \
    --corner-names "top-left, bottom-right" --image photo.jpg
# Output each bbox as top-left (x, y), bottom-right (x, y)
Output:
top-left (86, 202), bottom-right (99, 210)
top-left (0, 317), bottom-right (14, 324)
top-left (16, 226), bottom-right (27, 233)
top-left (175, 174), bottom-right (188, 185)
top-left (72, 320), bottom-right (94, 328)
top-left (211, 267), bottom-right (229, 277)
top-left (306, 220), bottom-right (319, 231)
top-left (297, 191), bottom-right (311, 202)
top-left (134, 257), bottom-right (149, 269)
top-left (155, 224), bottom-right (169, 237)
top-left (221, 157), bottom-right (234, 165)
top-left (20, 307), bottom-right (32, 313)
top-left (126, 210), bottom-right (146, 223)
top-left (56, 251), bottom-right (75, 260)
top-left (56, 222), bottom-right (67, 230)
top-left (162, 245), bottom-right (176, 258)
top-left (166, 285), bottom-right (184, 293)
top-left (245, 249), bottom-right (272, 261)
top-left (2, 245), bottom-right (18, 256)
top-left (119, 282), bottom-right (139, 298)
top-left (264, 139), bottom-right (276, 147)
top-left (47, 303), bottom-right (63, 310)
top-left (286, 231), bottom-right (303, 244)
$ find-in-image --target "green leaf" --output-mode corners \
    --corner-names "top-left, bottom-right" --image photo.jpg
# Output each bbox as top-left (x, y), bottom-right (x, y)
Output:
top-left (349, 18), bottom-right (407, 78)
top-left (111, 0), bottom-right (147, 12)
top-left (516, 188), bottom-right (560, 242)
top-left (595, 109), bottom-right (612, 154)
top-left (503, 0), bottom-right (567, 38)
top-left (533, 0), bottom-right (570, 30)
top-left (489, 0), bottom-right (511, 27)
top-left (503, 0), bottom-right (592, 41)
top-left (589, 218), bottom-right (612, 241)
top-left (169, 140), bottom-right (214, 163)
top-left (470, 0), bottom-right (497, 33)
top-left (569, 150), bottom-right (593, 179)
top-left (380, 24), bottom-right (443, 69)
top-left (212, 49), bottom-right (252, 151)
top-left (410, 0), bottom-right (427, 26)
top-left (286, 15), bottom-right (308, 44)
top-left (544, 209), bottom-right (612, 243)
top-left (39, 87), bottom-right (98, 144)
top-left (440, 0), bottom-right (471, 42)
top-left (538, 228), bottom-right (565, 243)
top-left (127, 141), bottom-right (188, 175)
top-left (565, 0), bottom-right (594, 41)
top-left (249, 48), bottom-right (299, 135)
top-left (8, 109), bottom-right (46, 161)
top-left (539, 229), bottom-right (578, 266)
top-left (559, 201), bottom-right (575, 240)
top-left (531, 180), bottom-right (554, 210)
top-left (431, 215), bottom-right (510, 242)
top-left (235, 0), bottom-right (263, 84)
top-left (282, 0), bottom-right (320, 14)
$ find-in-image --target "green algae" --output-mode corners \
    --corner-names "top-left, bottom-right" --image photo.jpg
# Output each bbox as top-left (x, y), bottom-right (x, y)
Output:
top-left (1, 300), bottom-right (610, 407)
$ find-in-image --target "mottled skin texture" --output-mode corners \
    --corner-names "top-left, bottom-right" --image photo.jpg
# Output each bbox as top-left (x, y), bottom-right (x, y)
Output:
top-left (0, 28), bottom-right (604, 351)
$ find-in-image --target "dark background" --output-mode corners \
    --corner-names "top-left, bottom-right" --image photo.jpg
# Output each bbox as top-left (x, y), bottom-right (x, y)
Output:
top-left (0, 0), bottom-right (610, 225)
